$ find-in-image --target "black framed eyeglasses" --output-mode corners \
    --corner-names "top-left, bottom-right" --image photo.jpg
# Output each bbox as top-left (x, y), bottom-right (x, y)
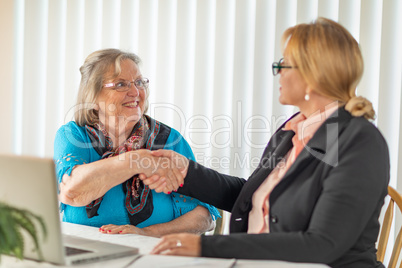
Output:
top-left (103, 77), bottom-right (149, 92)
top-left (272, 58), bottom-right (297, 76)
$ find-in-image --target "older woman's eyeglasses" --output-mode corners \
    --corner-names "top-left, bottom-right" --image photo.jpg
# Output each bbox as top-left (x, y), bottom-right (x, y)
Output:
top-left (103, 78), bottom-right (149, 92)
top-left (272, 58), bottom-right (297, 76)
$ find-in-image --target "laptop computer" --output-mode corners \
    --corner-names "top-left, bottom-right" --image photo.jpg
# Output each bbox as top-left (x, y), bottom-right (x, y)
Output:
top-left (0, 154), bottom-right (139, 265)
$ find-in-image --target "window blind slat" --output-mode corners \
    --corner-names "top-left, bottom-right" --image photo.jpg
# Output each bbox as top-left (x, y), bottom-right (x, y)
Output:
top-left (120, 0), bottom-right (140, 52)
top-left (250, 0), bottom-right (277, 160)
top-left (172, 0), bottom-right (196, 132)
top-left (102, 0), bottom-right (121, 48)
top-left (45, 0), bottom-right (66, 156)
top-left (153, 0), bottom-right (177, 125)
top-left (229, 0), bottom-right (256, 177)
top-left (297, 0), bottom-right (318, 23)
top-left (317, 0), bottom-right (339, 21)
top-left (138, 0), bottom-right (158, 107)
top-left (358, 0), bottom-right (383, 113)
top-left (210, 0), bottom-right (235, 173)
top-left (189, 0), bottom-right (215, 156)
top-left (338, 0), bottom-right (361, 40)
top-left (272, 0), bottom-right (297, 121)
top-left (21, 0), bottom-right (48, 156)
top-left (0, 0), bottom-right (15, 154)
top-left (83, 0), bottom-right (102, 56)
top-left (63, 0), bottom-right (85, 125)
top-left (378, 0), bottom-right (402, 185)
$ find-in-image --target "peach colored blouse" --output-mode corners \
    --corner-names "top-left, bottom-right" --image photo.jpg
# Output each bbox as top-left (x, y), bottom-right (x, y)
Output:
top-left (247, 103), bottom-right (339, 234)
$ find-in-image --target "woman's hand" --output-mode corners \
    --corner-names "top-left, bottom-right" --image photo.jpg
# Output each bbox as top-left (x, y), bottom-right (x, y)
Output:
top-left (99, 224), bottom-right (148, 236)
top-left (99, 205), bottom-right (213, 238)
top-left (150, 233), bottom-right (201, 257)
top-left (138, 150), bottom-right (190, 194)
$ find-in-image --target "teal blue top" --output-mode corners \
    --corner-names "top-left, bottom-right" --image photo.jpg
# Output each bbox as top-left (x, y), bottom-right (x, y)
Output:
top-left (54, 121), bottom-right (219, 228)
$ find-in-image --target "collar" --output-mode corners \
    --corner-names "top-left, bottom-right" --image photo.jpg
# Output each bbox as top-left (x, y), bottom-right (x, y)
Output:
top-left (283, 102), bottom-right (340, 145)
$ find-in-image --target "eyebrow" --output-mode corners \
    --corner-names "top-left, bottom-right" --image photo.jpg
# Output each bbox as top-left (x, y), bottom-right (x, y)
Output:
top-left (112, 76), bottom-right (143, 82)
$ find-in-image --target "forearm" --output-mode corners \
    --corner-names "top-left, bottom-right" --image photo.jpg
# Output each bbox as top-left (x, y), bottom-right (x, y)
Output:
top-left (142, 206), bottom-right (214, 237)
top-left (179, 160), bottom-right (246, 211)
top-left (58, 150), bottom-right (148, 206)
top-left (200, 231), bottom-right (336, 261)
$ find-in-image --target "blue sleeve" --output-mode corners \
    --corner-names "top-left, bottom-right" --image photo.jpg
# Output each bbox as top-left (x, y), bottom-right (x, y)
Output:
top-left (54, 122), bottom-right (92, 181)
top-left (53, 122), bottom-right (100, 211)
top-left (164, 128), bottom-right (221, 221)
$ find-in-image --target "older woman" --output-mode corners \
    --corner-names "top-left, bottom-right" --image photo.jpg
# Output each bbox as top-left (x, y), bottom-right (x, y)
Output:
top-left (54, 49), bottom-right (219, 237)
top-left (148, 18), bottom-right (389, 267)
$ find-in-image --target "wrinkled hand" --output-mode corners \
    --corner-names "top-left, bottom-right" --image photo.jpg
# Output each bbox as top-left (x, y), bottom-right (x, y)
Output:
top-left (99, 224), bottom-right (147, 236)
top-left (138, 150), bottom-right (189, 194)
top-left (150, 233), bottom-right (201, 257)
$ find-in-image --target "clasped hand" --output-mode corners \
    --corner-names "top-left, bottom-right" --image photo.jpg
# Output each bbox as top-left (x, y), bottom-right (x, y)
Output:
top-left (137, 150), bottom-right (189, 194)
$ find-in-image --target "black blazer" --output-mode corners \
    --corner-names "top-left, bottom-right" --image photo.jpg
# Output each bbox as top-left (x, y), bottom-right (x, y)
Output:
top-left (178, 107), bottom-right (389, 268)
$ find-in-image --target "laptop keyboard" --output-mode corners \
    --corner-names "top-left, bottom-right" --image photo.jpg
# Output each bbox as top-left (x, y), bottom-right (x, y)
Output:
top-left (65, 246), bottom-right (93, 256)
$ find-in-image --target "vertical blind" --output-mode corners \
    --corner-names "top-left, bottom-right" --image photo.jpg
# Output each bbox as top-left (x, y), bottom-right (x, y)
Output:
top-left (0, 0), bottom-right (401, 259)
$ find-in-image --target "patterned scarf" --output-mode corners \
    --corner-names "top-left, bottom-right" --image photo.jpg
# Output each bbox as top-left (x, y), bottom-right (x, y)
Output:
top-left (85, 115), bottom-right (158, 226)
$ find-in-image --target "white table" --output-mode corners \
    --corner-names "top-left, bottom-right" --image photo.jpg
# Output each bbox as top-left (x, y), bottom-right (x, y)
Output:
top-left (0, 222), bottom-right (329, 268)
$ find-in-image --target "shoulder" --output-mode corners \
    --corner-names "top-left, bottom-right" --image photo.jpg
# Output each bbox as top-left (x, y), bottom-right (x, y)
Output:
top-left (342, 110), bottom-right (388, 147)
top-left (54, 122), bottom-right (95, 178)
top-left (168, 126), bottom-right (184, 139)
top-left (349, 114), bottom-right (382, 133)
top-left (333, 110), bottom-right (390, 179)
top-left (54, 121), bottom-right (92, 150)
top-left (56, 121), bottom-right (86, 137)
top-left (165, 126), bottom-right (190, 148)
top-left (148, 116), bottom-right (187, 145)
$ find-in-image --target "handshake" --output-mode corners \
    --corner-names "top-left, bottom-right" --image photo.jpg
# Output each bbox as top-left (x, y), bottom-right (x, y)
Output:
top-left (134, 150), bottom-right (190, 194)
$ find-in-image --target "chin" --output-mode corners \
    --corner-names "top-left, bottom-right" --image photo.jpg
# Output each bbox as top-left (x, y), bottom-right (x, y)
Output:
top-left (278, 97), bottom-right (286, 105)
top-left (125, 113), bottom-right (142, 123)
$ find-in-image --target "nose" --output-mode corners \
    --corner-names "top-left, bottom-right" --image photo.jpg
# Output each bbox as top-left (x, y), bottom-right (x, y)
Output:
top-left (127, 82), bottom-right (139, 97)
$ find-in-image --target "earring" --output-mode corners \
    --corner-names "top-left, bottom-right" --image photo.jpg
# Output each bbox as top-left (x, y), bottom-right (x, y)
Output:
top-left (304, 93), bottom-right (310, 101)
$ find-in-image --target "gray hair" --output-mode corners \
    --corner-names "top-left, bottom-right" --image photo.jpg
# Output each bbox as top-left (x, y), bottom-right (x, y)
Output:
top-left (74, 48), bottom-right (149, 126)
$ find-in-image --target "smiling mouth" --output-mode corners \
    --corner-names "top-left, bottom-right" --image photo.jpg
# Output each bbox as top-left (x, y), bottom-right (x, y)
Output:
top-left (122, 101), bottom-right (139, 108)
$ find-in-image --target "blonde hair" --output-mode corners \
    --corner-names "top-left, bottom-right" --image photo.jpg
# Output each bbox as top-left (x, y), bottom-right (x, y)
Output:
top-left (282, 17), bottom-right (375, 120)
top-left (74, 48), bottom-right (150, 126)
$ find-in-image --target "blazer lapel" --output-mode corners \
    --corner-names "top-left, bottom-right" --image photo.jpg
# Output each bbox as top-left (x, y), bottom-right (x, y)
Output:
top-left (229, 128), bottom-right (295, 232)
top-left (249, 129), bottom-right (295, 188)
top-left (249, 112), bottom-right (301, 184)
top-left (270, 107), bottom-right (352, 203)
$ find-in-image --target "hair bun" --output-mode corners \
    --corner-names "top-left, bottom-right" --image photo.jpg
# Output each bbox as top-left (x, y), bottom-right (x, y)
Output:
top-left (345, 96), bottom-right (375, 120)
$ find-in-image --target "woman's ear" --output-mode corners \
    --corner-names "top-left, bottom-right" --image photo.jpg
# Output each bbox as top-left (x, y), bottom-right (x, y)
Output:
top-left (93, 103), bottom-right (99, 111)
top-left (304, 87), bottom-right (314, 102)
top-left (306, 85), bottom-right (313, 94)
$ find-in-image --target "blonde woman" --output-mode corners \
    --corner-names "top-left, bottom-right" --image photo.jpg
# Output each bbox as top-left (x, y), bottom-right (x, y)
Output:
top-left (148, 18), bottom-right (389, 268)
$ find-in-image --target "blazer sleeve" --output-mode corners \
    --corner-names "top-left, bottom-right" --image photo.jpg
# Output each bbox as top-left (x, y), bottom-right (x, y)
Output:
top-left (178, 160), bottom-right (246, 212)
top-left (200, 119), bottom-right (390, 264)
